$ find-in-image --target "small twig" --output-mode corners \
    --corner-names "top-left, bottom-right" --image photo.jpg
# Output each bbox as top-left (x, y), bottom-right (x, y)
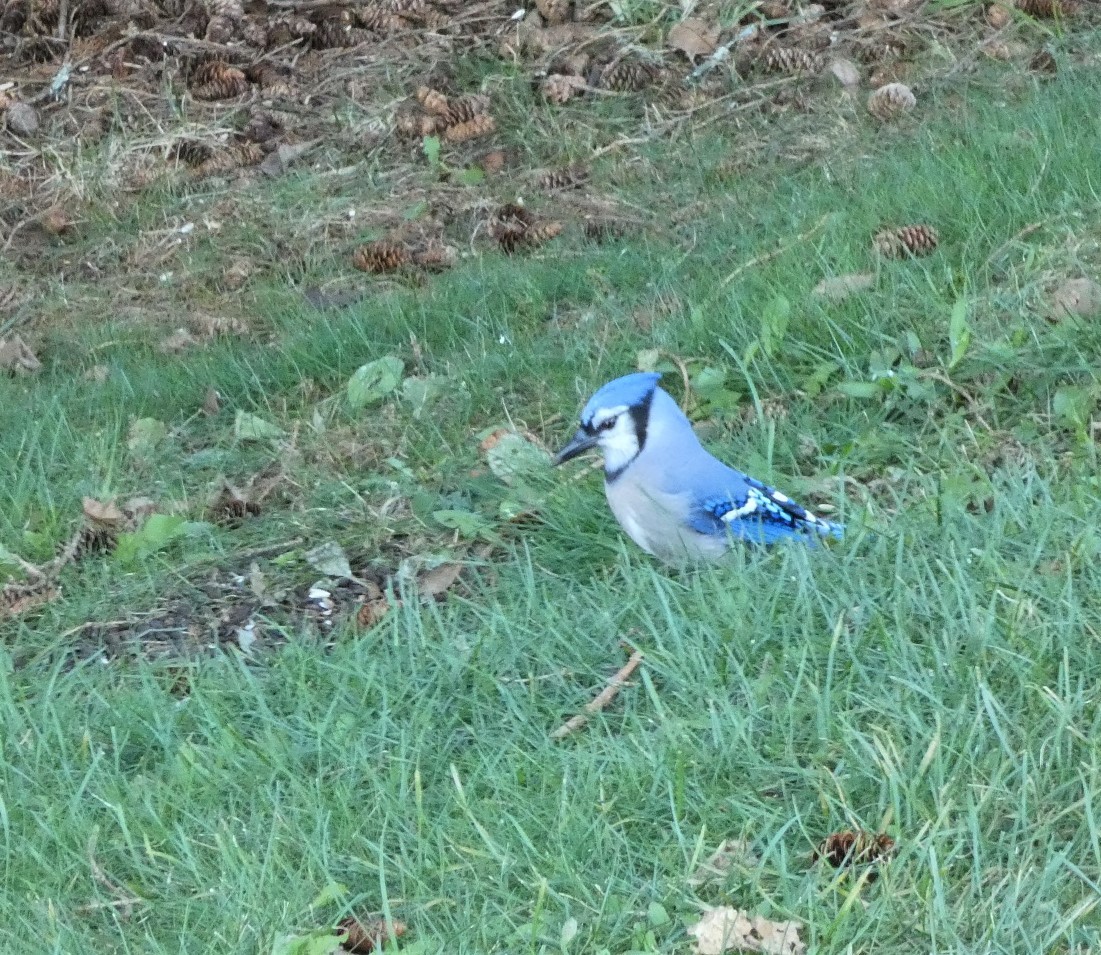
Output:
top-left (551, 650), bottom-right (644, 741)
top-left (718, 212), bottom-right (831, 288)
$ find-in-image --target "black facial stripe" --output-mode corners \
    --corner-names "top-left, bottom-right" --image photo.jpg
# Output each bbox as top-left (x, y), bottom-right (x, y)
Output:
top-left (629, 391), bottom-right (653, 451)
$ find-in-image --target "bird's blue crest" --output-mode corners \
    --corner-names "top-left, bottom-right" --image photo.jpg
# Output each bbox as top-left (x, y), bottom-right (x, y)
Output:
top-left (580, 372), bottom-right (662, 425)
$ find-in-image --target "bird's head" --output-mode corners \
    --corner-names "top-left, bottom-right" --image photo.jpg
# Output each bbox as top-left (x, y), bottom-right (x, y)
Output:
top-left (553, 372), bottom-right (662, 478)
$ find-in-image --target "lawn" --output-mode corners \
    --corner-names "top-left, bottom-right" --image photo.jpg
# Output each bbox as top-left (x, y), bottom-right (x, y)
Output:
top-left (3, 1), bottom-right (1101, 952)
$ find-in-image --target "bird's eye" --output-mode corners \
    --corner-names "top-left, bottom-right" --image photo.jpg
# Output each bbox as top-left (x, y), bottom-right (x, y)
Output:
top-left (598, 417), bottom-right (617, 432)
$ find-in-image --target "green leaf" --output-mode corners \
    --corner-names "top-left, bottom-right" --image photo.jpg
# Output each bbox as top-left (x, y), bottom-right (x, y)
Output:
top-left (948, 298), bottom-right (971, 370)
top-left (234, 410), bottom-right (284, 442)
top-left (347, 356), bottom-right (404, 409)
top-left (456, 166), bottom-right (485, 186)
top-left (486, 433), bottom-right (552, 486)
top-left (636, 348), bottom-right (662, 372)
top-left (304, 541), bottom-right (352, 579)
top-left (759, 294), bottom-right (791, 358)
top-left (433, 509), bottom-right (495, 540)
top-left (308, 881), bottom-right (348, 909)
top-left (402, 374), bottom-right (448, 417)
top-left (115, 515), bottom-right (210, 565)
top-left (1054, 386), bottom-right (1094, 429)
top-left (271, 928), bottom-right (345, 955)
top-left (836, 380), bottom-right (882, 399)
top-left (127, 417), bottom-right (167, 459)
top-left (647, 902), bottom-right (670, 927)
top-left (422, 135), bottom-right (441, 168)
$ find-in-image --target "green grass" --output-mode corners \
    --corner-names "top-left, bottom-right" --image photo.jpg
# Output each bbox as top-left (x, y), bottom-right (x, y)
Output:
top-left (4, 45), bottom-right (1101, 955)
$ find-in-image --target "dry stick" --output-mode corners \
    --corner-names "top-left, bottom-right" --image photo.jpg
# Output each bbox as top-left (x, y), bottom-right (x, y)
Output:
top-left (551, 650), bottom-right (644, 741)
top-left (718, 212), bottom-right (831, 288)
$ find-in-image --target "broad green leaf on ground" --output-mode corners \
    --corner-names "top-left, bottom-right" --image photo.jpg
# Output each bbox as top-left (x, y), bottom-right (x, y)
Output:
top-left (270, 928), bottom-right (344, 955)
top-left (304, 541), bottom-right (352, 579)
top-left (433, 509), bottom-right (495, 540)
top-left (127, 417), bottom-right (167, 461)
top-left (234, 410), bottom-right (284, 442)
top-left (114, 515), bottom-right (210, 565)
top-left (948, 298), bottom-right (971, 370)
top-left (1053, 385), bottom-right (1095, 430)
top-left (347, 356), bottom-right (404, 409)
top-left (759, 295), bottom-right (791, 358)
top-left (485, 431), bottom-right (552, 485)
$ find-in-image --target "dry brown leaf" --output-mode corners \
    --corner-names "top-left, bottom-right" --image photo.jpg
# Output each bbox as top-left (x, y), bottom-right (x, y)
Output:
top-left (417, 561), bottom-right (463, 599)
top-left (339, 916), bottom-right (407, 953)
top-left (356, 596), bottom-right (398, 628)
top-left (689, 839), bottom-right (760, 886)
top-left (813, 273), bottom-right (875, 300)
top-left (82, 497), bottom-right (125, 527)
top-left (688, 907), bottom-right (805, 955)
top-left (668, 18), bottom-right (719, 59)
top-left (0, 335), bottom-right (41, 374)
top-left (1050, 278), bottom-right (1101, 319)
top-left (828, 58), bottom-right (861, 88)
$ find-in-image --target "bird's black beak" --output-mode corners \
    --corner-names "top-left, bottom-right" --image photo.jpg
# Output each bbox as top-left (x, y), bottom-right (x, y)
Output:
top-left (553, 428), bottom-right (597, 466)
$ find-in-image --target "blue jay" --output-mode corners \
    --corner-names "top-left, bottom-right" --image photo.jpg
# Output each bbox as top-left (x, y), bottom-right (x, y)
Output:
top-left (553, 372), bottom-right (843, 562)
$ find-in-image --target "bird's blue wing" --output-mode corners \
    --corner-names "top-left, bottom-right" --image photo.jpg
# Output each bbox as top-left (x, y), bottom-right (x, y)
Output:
top-left (688, 474), bottom-right (843, 545)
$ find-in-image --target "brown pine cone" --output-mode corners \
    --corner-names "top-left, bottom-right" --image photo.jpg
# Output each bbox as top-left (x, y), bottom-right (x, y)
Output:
top-left (583, 218), bottom-right (627, 243)
top-left (873, 224), bottom-right (939, 258)
top-left (204, 0), bottom-right (242, 20)
top-left (204, 13), bottom-right (237, 41)
top-left (866, 82), bottom-right (916, 120)
top-left (764, 46), bottom-right (825, 74)
top-left (541, 73), bottom-right (586, 104)
top-left (411, 243), bottom-right (457, 271)
top-left (415, 85), bottom-right (451, 117)
top-left (537, 164), bottom-right (589, 190)
top-left (599, 60), bottom-right (660, 92)
top-left (536, 0), bottom-right (571, 24)
top-left (1015, 0), bottom-right (1079, 15)
top-left (355, 7), bottom-right (407, 31)
top-left (351, 241), bottom-right (411, 273)
top-left (193, 142), bottom-right (264, 177)
top-left (814, 830), bottom-right (896, 872)
top-left (442, 114), bottom-right (496, 143)
top-left (246, 63), bottom-right (293, 97)
top-left (265, 14), bottom-right (316, 46)
top-left (443, 94), bottom-right (491, 126)
top-left (312, 9), bottom-right (354, 47)
top-left (190, 61), bottom-right (249, 100)
top-left (173, 138), bottom-right (214, 166)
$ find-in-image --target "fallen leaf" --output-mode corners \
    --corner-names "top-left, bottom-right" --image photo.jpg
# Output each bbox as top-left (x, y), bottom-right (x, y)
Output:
top-left (122, 497), bottom-right (159, 522)
top-left (1050, 277), bottom-right (1101, 319)
top-left (813, 273), bottom-right (875, 301)
top-left (688, 907), bottom-right (805, 955)
top-left (82, 497), bottom-right (125, 527)
top-left (0, 335), bottom-right (42, 374)
top-left (127, 417), bottom-right (167, 459)
top-left (416, 561), bottom-right (463, 599)
top-left (338, 916), bottom-right (407, 953)
top-left (828, 57), bottom-right (861, 88)
top-left (356, 596), bottom-right (397, 628)
top-left (114, 514), bottom-right (209, 565)
top-left (689, 839), bottom-right (760, 886)
top-left (347, 356), bottom-right (404, 409)
top-left (305, 541), bottom-right (352, 579)
top-left (260, 139), bottom-right (315, 177)
top-left (668, 18), bottom-right (719, 59)
top-left (485, 431), bottom-right (552, 485)
top-left (234, 410), bottom-right (284, 442)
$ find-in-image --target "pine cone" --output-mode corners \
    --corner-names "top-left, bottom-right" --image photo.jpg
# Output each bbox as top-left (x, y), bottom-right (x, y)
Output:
top-left (1015, 0), bottom-right (1079, 15)
top-left (537, 163), bottom-right (588, 190)
top-left (764, 46), bottom-right (824, 74)
top-left (208, 482), bottom-right (261, 526)
top-left (204, 0), bottom-right (242, 20)
top-left (415, 85), bottom-right (451, 117)
top-left (313, 9), bottom-right (354, 47)
top-left (395, 110), bottom-right (440, 138)
top-left (173, 138), bottom-right (214, 165)
top-left (1029, 49), bottom-right (1057, 73)
top-left (443, 94), bottom-right (491, 126)
top-left (599, 60), bottom-right (660, 92)
top-left (241, 110), bottom-right (284, 144)
top-left (541, 73), bottom-right (586, 104)
top-left (351, 241), bottom-right (411, 273)
top-left (493, 203), bottom-right (536, 231)
top-left (536, 0), bottom-right (571, 24)
top-left (355, 7), bottom-right (406, 30)
top-left (873, 224), bottom-right (939, 258)
top-left (247, 63), bottom-right (293, 97)
top-left (866, 82), bottom-right (916, 120)
top-left (239, 18), bottom-right (268, 47)
top-left (265, 14), bottom-right (315, 46)
top-left (583, 218), bottom-right (627, 243)
top-left (204, 13), bottom-right (237, 41)
top-left (442, 114), bottom-right (496, 143)
top-left (193, 142), bottom-right (264, 177)
top-left (72, 523), bottom-right (118, 560)
top-left (411, 243), bottom-right (457, 271)
top-left (985, 3), bottom-right (1012, 26)
top-left (190, 61), bottom-right (249, 100)
top-left (814, 830), bottom-right (896, 872)
top-left (478, 149), bottom-right (507, 174)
